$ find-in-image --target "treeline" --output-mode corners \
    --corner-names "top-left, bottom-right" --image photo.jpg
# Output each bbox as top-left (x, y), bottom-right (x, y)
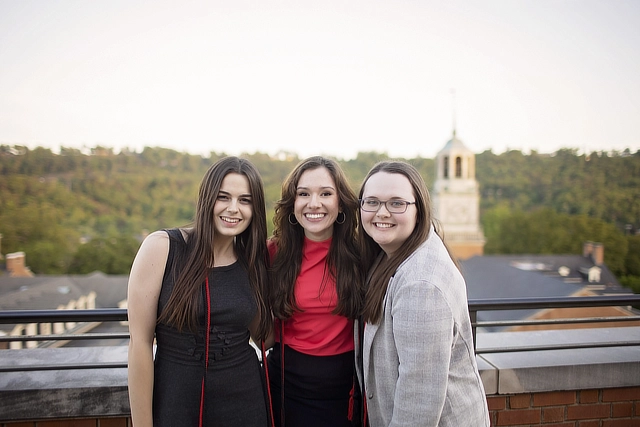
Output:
top-left (0, 144), bottom-right (639, 292)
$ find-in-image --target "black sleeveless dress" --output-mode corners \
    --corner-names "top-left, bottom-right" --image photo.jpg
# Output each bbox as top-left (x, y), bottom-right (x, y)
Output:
top-left (152, 229), bottom-right (269, 426)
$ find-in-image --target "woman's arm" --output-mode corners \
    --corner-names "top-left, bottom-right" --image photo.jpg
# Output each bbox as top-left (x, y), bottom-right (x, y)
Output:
top-left (249, 314), bottom-right (275, 349)
top-left (127, 231), bottom-right (169, 427)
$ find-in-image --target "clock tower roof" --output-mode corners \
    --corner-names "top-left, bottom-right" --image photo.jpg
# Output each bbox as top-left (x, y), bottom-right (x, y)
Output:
top-left (437, 130), bottom-right (473, 157)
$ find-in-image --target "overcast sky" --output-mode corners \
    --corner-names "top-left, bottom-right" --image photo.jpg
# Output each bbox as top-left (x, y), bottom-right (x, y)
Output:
top-left (1, 0), bottom-right (639, 160)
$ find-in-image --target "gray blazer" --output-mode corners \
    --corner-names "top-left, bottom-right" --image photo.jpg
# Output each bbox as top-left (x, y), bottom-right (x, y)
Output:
top-left (355, 227), bottom-right (490, 426)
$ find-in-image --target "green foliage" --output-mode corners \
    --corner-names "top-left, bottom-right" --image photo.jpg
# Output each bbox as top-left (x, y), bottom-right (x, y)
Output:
top-left (68, 236), bottom-right (141, 274)
top-left (476, 149), bottom-right (640, 229)
top-left (619, 275), bottom-right (640, 294)
top-left (0, 176), bottom-right (79, 273)
top-left (625, 235), bottom-right (640, 277)
top-left (482, 207), bottom-right (628, 275)
top-left (0, 144), bottom-right (638, 278)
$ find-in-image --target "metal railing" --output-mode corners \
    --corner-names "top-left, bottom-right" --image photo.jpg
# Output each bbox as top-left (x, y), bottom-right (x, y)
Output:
top-left (1, 294), bottom-right (640, 372)
top-left (0, 308), bottom-right (127, 343)
top-left (469, 294), bottom-right (640, 352)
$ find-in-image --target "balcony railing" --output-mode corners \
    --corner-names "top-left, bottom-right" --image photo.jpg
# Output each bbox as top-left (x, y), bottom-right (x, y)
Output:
top-left (469, 294), bottom-right (640, 352)
top-left (1, 295), bottom-right (640, 425)
top-left (1, 294), bottom-right (639, 372)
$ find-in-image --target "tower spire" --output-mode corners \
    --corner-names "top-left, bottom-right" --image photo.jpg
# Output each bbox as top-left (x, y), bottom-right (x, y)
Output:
top-left (450, 88), bottom-right (457, 137)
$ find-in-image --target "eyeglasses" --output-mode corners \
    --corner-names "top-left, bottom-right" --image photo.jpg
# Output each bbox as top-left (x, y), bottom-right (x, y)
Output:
top-left (359, 198), bottom-right (416, 213)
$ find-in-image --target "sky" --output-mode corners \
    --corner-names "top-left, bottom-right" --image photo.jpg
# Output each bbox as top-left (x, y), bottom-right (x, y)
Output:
top-left (1, 0), bottom-right (639, 160)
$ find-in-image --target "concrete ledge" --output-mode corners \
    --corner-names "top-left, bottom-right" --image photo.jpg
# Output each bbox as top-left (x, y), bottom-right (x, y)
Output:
top-left (0, 346), bottom-right (129, 421)
top-left (1, 386), bottom-right (129, 420)
top-left (476, 356), bottom-right (498, 395)
top-left (1, 328), bottom-right (640, 420)
top-left (476, 326), bottom-right (640, 394)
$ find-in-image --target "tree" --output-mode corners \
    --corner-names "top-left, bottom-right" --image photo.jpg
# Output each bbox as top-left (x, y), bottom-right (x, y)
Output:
top-left (2, 144), bottom-right (639, 276)
top-left (625, 235), bottom-right (640, 276)
top-left (483, 207), bottom-right (628, 275)
top-left (68, 236), bottom-right (140, 274)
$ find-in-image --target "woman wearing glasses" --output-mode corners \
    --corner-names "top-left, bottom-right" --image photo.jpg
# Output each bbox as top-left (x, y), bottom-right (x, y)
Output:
top-left (355, 161), bottom-right (489, 426)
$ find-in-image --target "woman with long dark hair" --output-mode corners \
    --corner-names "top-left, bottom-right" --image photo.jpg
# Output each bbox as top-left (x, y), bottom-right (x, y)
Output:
top-left (267, 156), bottom-right (363, 426)
top-left (355, 160), bottom-right (489, 426)
top-left (127, 156), bottom-right (272, 426)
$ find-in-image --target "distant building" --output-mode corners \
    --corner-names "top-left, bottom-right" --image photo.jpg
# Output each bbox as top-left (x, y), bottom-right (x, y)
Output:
top-left (0, 270), bottom-right (128, 349)
top-left (431, 130), bottom-right (486, 260)
top-left (461, 241), bottom-right (639, 332)
top-left (5, 252), bottom-right (34, 277)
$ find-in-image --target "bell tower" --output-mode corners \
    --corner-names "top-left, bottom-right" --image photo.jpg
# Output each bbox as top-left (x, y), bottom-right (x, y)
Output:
top-left (431, 130), bottom-right (485, 260)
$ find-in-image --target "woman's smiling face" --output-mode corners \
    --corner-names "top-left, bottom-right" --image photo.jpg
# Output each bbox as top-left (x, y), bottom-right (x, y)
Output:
top-left (212, 172), bottom-right (253, 239)
top-left (360, 171), bottom-right (417, 256)
top-left (293, 166), bottom-right (340, 241)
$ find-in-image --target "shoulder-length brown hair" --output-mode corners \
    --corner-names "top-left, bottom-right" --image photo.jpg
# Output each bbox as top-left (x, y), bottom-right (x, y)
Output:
top-left (158, 156), bottom-right (272, 340)
top-left (358, 161), bottom-right (433, 324)
top-left (270, 156), bottom-right (362, 320)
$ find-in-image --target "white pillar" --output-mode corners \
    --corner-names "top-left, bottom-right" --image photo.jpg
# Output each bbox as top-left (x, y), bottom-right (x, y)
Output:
top-left (25, 323), bottom-right (37, 349)
top-left (87, 292), bottom-right (97, 309)
top-left (40, 322), bottom-right (52, 335)
top-left (65, 300), bottom-right (77, 329)
top-left (10, 324), bottom-right (24, 349)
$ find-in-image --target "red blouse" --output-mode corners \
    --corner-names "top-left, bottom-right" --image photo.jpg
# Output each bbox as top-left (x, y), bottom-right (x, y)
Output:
top-left (270, 237), bottom-right (354, 356)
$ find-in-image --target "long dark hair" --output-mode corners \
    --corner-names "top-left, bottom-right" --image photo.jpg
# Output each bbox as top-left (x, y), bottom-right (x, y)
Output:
top-left (358, 161), bottom-right (434, 324)
top-left (158, 156), bottom-right (272, 340)
top-left (270, 156), bottom-right (362, 320)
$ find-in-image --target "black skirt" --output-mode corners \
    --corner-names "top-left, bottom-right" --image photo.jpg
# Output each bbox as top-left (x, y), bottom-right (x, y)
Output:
top-left (267, 344), bottom-right (356, 427)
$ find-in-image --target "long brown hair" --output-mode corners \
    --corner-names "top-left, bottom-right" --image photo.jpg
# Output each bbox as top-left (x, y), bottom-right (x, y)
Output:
top-left (158, 156), bottom-right (272, 340)
top-left (270, 156), bottom-right (362, 320)
top-left (358, 161), bottom-right (434, 324)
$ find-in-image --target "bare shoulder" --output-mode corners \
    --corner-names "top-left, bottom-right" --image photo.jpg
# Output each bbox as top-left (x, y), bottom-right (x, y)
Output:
top-left (127, 231), bottom-right (169, 336)
top-left (146, 229), bottom-right (170, 243)
top-left (137, 230), bottom-right (170, 255)
top-left (129, 230), bottom-right (171, 283)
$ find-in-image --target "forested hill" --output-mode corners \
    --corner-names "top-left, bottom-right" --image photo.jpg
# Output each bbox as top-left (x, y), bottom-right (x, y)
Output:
top-left (1, 145), bottom-right (639, 285)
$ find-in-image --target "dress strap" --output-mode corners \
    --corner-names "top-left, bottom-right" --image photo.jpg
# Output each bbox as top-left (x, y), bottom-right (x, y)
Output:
top-left (262, 341), bottom-right (276, 427)
top-left (198, 275), bottom-right (212, 427)
top-left (280, 319), bottom-right (286, 427)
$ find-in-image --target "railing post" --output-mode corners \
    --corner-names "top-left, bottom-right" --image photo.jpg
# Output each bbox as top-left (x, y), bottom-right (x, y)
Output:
top-left (469, 308), bottom-right (477, 353)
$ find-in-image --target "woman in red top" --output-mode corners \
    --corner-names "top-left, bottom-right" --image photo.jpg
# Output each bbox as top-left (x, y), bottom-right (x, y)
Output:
top-left (267, 156), bottom-right (363, 427)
